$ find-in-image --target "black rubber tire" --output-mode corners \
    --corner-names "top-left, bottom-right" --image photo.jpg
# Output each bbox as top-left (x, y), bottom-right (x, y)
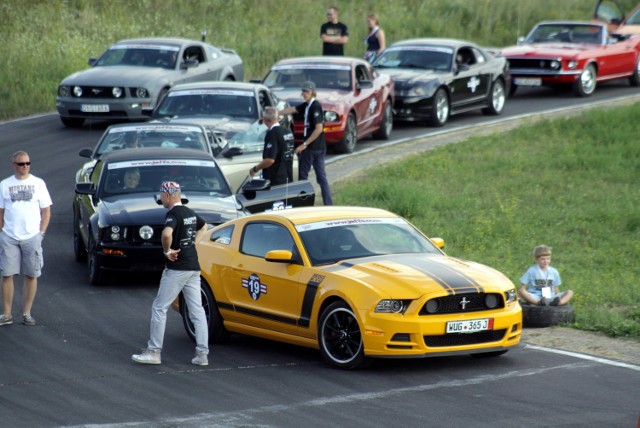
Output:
top-left (521, 302), bottom-right (575, 328)
top-left (73, 208), bottom-right (87, 263)
top-left (427, 88), bottom-right (449, 127)
top-left (334, 113), bottom-right (357, 154)
top-left (629, 56), bottom-right (640, 87)
top-left (509, 83), bottom-right (518, 97)
top-left (181, 278), bottom-right (230, 344)
top-left (372, 100), bottom-right (393, 140)
top-left (318, 301), bottom-right (366, 369)
top-left (482, 78), bottom-right (506, 115)
top-left (60, 116), bottom-right (84, 128)
top-left (87, 234), bottom-right (105, 286)
top-left (573, 64), bottom-right (597, 97)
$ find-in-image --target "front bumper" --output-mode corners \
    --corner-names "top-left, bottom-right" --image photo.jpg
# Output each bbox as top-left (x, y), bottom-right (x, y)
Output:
top-left (292, 120), bottom-right (346, 145)
top-left (359, 301), bottom-right (522, 358)
top-left (57, 97), bottom-right (153, 121)
top-left (96, 242), bottom-right (165, 272)
top-left (393, 96), bottom-right (433, 121)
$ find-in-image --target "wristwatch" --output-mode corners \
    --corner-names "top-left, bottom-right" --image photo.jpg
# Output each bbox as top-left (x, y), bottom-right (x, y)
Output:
top-left (164, 249), bottom-right (172, 256)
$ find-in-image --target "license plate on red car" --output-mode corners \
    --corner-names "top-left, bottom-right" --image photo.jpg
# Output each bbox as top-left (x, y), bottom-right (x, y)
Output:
top-left (446, 318), bottom-right (493, 334)
top-left (514, 77), bottom-right (541, 86)
top-left (81, 104), bottom-right (109, 113)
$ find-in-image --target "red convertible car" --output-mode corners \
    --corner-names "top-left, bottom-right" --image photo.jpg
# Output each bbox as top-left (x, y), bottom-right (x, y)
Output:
top-left (501, 21), bottom-right (640, 96)
top-left (262, 57), bottom-right (394, 153)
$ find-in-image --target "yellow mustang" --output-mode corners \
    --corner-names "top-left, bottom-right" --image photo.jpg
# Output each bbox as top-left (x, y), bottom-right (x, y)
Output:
top-left (175, 206), bottom-right (522, 369)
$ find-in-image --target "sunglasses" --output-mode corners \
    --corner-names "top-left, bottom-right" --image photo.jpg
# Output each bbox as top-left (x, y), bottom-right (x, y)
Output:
top-left (15, 162), bottom-right (31, 166)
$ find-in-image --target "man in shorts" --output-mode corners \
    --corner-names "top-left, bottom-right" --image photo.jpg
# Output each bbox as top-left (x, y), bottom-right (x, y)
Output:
top-left (0, 151), bottom-right (52, 326)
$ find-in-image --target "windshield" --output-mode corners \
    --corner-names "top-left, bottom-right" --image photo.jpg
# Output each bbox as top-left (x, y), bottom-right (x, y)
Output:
top-left (525, 24), bottom-right (603, 44)
top-left (263, 64), bottom-right (352, 91)
top-left (220, 121), bottom-right (268, 156)
top-left (95, 44), bottom-right (180, 70)
top-left (373, 46), bottom-right (453, 71)
top-left (96, 125), bottom-right (209, 156)
top-left (154, 89), bottom-right (258, 119)
top-left (101, 159), bottom-right (230, 197)
top-left (296, 217), bottom-right (441, 266)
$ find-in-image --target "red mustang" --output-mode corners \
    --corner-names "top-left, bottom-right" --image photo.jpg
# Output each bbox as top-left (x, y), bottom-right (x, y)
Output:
top-left (262, 57), bottom-right (394, 153)
top-left (501, 21), bottom-right (640, 96)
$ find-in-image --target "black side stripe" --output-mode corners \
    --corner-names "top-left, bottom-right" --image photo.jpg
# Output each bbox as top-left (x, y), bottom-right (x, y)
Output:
top-left (234, 305), bottom-right (298, 326)
top-left (298, 277), bottom-right (322, 328)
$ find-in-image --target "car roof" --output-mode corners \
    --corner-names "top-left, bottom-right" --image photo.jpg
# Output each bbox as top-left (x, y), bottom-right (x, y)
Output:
top-left (246, 206), bottom-right (399, 225)
top-left (112, 37), bottom-right (206, 47)
top-left (99, 147), bottom-right (215, 163)
top-left (533, 20), bottom-right (607, 28)
top-left (167, 81), bottom-right (268, 93)
top-left (390, 38), bottom-right (476, 49)
top-left (103, 122), bottom-right (207, 132)
top-left (273, 56), bottom-right (365, 67)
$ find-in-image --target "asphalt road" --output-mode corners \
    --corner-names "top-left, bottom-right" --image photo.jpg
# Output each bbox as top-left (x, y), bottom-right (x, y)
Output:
top-left (1, 84), bottom-right (639, 427)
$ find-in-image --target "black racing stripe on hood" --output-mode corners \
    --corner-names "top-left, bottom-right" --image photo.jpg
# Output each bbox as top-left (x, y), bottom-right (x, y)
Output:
top-left (321, 255), bottom-right (482, 295)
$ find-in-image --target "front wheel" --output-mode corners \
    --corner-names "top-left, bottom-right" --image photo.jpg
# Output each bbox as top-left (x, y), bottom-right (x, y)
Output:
top-left (318, 301), bottom-right (366, 369)
top-left (482, 78), bottom-right (506, 115)
top-left (372, 100), bottom-right (393, 140)
top-left (334, 113), bottom-right (357, 154)
top-left (629, 56), bottom-right (640, 87)
top-left (427, 88), bottom-right (449, 127)
top-left (181, 278), bottom-right (229, 343)
top-left (73, 209), bottom-right (87, 263)
top-left (573, 64), bottom-right (596, 97)
top-left (87, 234), bottom-right (105, 286)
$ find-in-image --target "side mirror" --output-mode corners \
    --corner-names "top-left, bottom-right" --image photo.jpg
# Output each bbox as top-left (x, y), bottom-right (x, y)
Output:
top-left (75, 182), bottom-right (96, 195)
top-left (356, 80), bottom-right (374, 90)
top-left (517, 36), bottom-right (525, 45)
top-left (265, 249), bottom-right (294, 263)
top-left (88, 58), bottom-right (97, 66)
top-left (79, 148), bottom-right (93, 159)
top-left (430, 237), bottom-right (445, 249)
top-left (223, 147), bottom-right (243, 158)
top-left (180, 58), bottom-right (199, 69)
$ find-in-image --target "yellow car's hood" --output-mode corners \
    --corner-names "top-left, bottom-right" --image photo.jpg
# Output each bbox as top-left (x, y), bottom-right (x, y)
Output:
top-left (324, 254), bottom-right (511, 298)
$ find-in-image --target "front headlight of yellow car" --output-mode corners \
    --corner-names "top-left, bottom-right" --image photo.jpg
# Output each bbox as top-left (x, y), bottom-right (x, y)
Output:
top-left (504, 288), bottom-right (518, 303)
top-left (374, 299), bottom-right (411, 314)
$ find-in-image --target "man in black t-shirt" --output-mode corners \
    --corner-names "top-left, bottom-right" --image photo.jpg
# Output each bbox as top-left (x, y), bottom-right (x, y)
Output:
top-left (321, 6), bottom-right (349, 56)
top-left (279, 81), bottom-right (333, 205)
top-left (249, 107), bottom-right (294, 186)
top-left (132, 181), bottom-right (210, 366)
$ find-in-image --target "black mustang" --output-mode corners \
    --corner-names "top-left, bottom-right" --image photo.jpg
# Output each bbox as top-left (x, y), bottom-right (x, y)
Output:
top-left (73, 148), bottom-right (314, 284)
top-left (372, 38), bottom-right (509, 127)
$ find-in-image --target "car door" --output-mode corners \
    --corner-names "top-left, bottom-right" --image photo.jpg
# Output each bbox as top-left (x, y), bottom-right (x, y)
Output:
top-left (220, 221), bottom-right (304, 336)
top-left (449, 46), bottom-right (491, 108)
top-left (353, 63), bottom-right (378, 136)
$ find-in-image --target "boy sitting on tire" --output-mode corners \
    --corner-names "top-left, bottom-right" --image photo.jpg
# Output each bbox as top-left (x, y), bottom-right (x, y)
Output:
top-left (519, 245), bottom-right (573, 306)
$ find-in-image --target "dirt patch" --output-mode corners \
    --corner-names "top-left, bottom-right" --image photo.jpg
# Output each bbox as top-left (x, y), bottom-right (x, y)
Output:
top-left (522, 326), bottom-right (640, 365)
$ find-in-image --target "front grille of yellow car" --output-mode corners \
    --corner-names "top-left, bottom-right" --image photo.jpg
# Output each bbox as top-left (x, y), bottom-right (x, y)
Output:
top-left (424, 330), bottom-right (507, 347)
top-left (419, 293), bottom-right (504, 315)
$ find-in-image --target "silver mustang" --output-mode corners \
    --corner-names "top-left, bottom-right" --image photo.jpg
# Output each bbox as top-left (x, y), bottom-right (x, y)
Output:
top-left (56, 37), bottom-right (244, 128)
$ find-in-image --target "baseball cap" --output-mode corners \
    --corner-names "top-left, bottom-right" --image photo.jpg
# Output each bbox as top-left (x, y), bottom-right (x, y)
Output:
top-left (159, 181), bottom-right (181, 195)
top-left (301, 81), bottom-right (315, 92)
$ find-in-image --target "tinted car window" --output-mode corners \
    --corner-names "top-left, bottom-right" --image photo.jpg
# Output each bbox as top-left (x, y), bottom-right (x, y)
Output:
top-left (154, 90), bottom-right (258, 119)
top-left (241, 222), bottom-right (295, 258)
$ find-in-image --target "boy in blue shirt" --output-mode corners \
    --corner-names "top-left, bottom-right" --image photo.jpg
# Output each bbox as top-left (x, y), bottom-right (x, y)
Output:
top-left (519, 245), bottom-right (573, 306)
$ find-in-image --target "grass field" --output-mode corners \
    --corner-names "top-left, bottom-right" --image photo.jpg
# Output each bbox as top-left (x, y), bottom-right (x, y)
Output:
top-left (334, 104), bottom-right (640, 339)
top-left (2, 0), bottom-right (637, 119)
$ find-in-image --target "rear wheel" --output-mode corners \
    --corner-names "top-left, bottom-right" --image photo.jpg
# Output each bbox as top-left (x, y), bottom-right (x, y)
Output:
top-left (372, 100), bottom-right (393, 140)
top-left (60, 116), bottom-right (84, 128)
top-left (318, 301), bottom-right (366, 369)
top-left (427, 88), bottom-right (449, 127)
top-left (482, 78), bottom-right (506, 115)
top-left (181, 278), bottom-right (229, 343)
top-left (334, 113), bottom-right (357, 154)
top-left (573, 64), bottom-right (596, 97)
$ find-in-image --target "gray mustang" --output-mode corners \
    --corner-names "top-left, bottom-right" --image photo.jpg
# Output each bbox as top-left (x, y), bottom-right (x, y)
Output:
top-left (56, 37), bottom-right (244, 127)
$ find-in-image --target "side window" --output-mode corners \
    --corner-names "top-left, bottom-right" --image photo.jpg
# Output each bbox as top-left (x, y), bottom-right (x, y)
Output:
top-left (355, 65), bottom-right (370, 81)
top-left (456, 47), bottom-right (477, 67)
top-left (183, 46), bottom-right (205, 63)
top-left (241, 222), bottom-right (295, 258)
top-left (211, 225), bottom-right (234, 245)
top-left (91, 161), bottom-right (104, 186)
top-left (258, 90), bottom-right (272, 109)
top-left (471, 47), bottom-right (486, 64)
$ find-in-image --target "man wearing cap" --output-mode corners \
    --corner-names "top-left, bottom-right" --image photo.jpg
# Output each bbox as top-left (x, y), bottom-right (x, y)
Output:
top-left (132, 181), bottom-right (209, 366)
top-left (279, 81), bottom-right (333, 205)
top-left (249, 106), bottom-right (294, 186)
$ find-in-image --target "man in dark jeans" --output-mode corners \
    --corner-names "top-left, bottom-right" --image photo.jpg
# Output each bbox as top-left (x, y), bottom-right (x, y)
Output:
top-left (280, 81), bottom-right (333, 205)
top-left (249, 106), bottom-right (294, 186)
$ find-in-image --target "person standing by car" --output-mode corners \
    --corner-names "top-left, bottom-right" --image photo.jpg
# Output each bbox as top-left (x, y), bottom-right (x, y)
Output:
top-left (519, 245), bottom-right (573, 306)
top-left (132, 181), bottom-right (209, 366)
top-left (364, 13), bottom-right (386, 63)
top-left (279, 82), bottom-right (333, 205)
top-left (249, 107), bottom-right (294, 186)
top-left (321, 6), bottom-right (349, 56)
top-left (0, 151), bottom-right (52, 326)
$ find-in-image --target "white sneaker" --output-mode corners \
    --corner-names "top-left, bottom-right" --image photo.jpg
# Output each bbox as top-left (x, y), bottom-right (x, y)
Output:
top-left (132, 349), bottom-right (161, 365)
top-left (191, 352), bottom-right (208, 366)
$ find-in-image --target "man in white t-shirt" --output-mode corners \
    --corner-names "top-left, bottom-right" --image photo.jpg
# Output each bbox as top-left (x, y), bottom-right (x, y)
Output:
top-left (0, 151), bottom-right (52, 326)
